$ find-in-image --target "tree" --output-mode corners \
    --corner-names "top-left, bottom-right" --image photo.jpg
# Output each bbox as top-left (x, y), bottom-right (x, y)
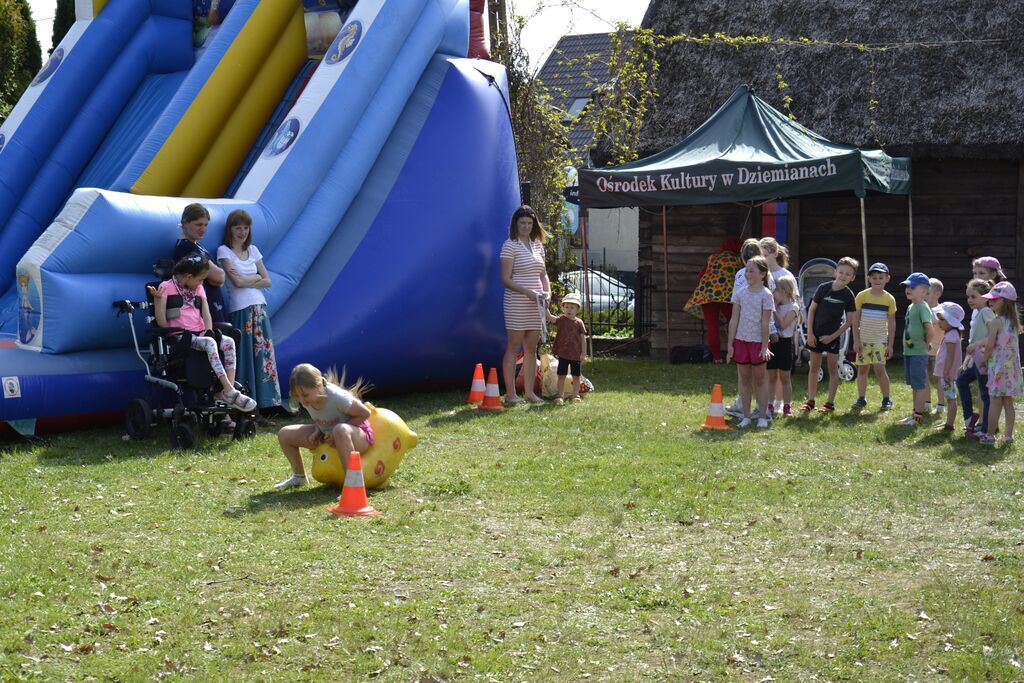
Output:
top-left (493, 13), bottom-right (577, 291)
top-left (0, 0), bottom-right (27, 119)
top-left (52, 0), bottom-right (75, 53)
top-left (15, 0), bottom-right (40, 89)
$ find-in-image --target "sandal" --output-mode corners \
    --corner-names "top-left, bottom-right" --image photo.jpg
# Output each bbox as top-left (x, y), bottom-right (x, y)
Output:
top-left (232, 392), bottom-right (257, 412)
top-left (506, 396), bottom-right (526, 405)
top-left (525, 395), bottom-right (545, 404)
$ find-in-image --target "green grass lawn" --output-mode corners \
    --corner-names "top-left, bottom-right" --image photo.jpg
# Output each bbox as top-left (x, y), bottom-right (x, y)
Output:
top-left (1, 358), bottom-right (1022, 681)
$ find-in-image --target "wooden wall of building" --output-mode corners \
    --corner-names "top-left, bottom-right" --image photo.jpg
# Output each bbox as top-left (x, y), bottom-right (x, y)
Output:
top-left (638, 159), bottom-right (1024, 356)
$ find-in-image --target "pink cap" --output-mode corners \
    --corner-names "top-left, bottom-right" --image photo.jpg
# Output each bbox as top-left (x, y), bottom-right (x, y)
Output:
top-left (982, 280), bottom-right (1017, 302)
top-left (974, 256), bottom-right (1003, 271)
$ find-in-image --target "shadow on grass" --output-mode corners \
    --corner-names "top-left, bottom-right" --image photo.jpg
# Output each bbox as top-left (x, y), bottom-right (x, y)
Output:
top-left (936, 438), bottom-right (1009, 466)
top-left (233, 482), bottom-right (390, 516)
top-left (33, 425), bottom-right (239, 467)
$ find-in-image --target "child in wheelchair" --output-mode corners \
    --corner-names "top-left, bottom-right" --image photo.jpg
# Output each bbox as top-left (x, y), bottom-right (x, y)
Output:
top-left (147, 254), bottom-right (257, 412)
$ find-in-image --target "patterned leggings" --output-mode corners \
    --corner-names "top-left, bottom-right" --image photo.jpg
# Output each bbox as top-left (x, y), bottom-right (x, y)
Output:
top-left (190, 334), bottom-right (236, 382)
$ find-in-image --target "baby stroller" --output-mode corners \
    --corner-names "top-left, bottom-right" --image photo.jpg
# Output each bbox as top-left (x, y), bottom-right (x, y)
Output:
top-left (112, 259), bottom-right (257, 449)
top-left (795, 257), bottom-right (857, 382)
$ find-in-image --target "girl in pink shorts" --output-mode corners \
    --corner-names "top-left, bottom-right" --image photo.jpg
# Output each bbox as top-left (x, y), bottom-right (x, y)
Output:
top-left (727, 256), bottom-right (775, 428)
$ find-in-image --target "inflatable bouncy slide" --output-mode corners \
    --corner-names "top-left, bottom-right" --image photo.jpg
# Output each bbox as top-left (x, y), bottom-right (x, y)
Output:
top-left (0, 0), bottom-right (519, 434)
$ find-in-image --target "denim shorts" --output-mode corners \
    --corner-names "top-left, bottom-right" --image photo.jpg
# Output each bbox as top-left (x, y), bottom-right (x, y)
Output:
top-left (904, 354), bottom-right (928, 390)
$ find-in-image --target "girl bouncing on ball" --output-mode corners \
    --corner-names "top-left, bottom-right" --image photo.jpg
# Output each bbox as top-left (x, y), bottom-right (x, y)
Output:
top-left (274, 364), bottom-right (373, 490)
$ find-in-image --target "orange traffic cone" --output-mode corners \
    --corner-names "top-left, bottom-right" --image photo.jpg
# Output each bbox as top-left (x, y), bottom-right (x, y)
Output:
top-left (478, 367), bottom-right (504, 411)
top-left (327, 451), bottom-right (381, 517)
top-left (702, 384), bottom-right (729, 430)
top-left (466, 363), bottom-right (485, 404)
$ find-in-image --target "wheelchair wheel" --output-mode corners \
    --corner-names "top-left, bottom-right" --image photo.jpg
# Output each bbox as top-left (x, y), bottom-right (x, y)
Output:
top-left (234, 417), bottom-right (257, 440)
top-left (125, 399), bottom-right (152, 440)
top-left (838, 361), bottom-right (858, 382)
top-left (169, 421), bottom-right (195, 450)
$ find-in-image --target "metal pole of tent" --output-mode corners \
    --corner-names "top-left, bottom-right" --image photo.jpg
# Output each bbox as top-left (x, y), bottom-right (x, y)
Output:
top-left (908, 195), bottom-right (914, 272)
top-left (662, 206), bottom-right (671, 353)
top-left (859, 197), bottom-right (868, 287)
top-left (580, 209), bottom-right (593, 360)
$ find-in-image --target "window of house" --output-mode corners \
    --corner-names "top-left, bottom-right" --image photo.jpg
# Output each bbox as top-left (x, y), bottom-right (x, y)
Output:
top-left (563, 97), bottom-right (590, 122)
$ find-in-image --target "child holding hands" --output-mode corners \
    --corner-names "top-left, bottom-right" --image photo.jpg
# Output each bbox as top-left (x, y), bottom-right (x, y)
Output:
top-left (727, 256), bottom-right (775, 428)
top-left (979, 281), bottom-right (1023, 445)
top-left (546, 292), bottom-right (587, 405)
top-left (932, 302), bottom-right (964, 431)
top-left (960, 279), bottom-right (995, 437)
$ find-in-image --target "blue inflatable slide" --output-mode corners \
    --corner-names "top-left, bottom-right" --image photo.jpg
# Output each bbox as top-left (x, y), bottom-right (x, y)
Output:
top-left (0, 0), bottom-right (519, 433)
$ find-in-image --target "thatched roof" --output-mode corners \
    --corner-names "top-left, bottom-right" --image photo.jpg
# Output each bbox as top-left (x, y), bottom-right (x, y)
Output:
top-left (636, 0), bottom-right (1024, 160)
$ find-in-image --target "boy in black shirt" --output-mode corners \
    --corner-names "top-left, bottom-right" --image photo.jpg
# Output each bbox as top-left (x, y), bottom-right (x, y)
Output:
top-left (800, 257), bottom-right (858, 413)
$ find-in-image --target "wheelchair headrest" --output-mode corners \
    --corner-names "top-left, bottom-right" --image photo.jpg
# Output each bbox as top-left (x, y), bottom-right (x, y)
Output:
top-left (153, 258), bottom-right (174, 279)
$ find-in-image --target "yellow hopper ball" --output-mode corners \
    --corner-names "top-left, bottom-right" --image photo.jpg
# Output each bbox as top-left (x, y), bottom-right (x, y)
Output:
top-left (309, 403), bottom-right (418, 489)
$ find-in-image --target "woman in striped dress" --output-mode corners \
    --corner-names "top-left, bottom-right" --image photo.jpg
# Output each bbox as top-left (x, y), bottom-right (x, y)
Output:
top-left (500, 206), bottom-right (550, 404)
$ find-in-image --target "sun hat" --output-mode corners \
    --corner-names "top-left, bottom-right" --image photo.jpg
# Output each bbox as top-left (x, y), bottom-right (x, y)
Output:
top-left (561, 292), bottom-right (582, 307)
top-left (982, 280), bottom-right (1017, 302)
top-left (931, 301), bottom-right (965, 330)
top-left (867, 262), bottom-right (889, 274)
top-left (974, 256), bottom-right (1002, 271)
top-left (899, 272), bottom-right (930, 288)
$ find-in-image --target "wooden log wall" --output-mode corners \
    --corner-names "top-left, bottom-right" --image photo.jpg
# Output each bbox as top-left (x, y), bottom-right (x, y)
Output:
top-left (638, 159), bottom-right (1023, 356)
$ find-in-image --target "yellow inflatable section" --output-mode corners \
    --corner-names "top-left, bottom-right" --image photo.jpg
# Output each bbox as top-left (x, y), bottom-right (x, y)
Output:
top-left (310, 404), bottom-right (418, 490)
top-left (130, 0), bottom-right (308, 198)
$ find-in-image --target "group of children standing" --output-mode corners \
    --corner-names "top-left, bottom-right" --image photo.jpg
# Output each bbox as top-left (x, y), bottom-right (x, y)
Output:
top-left (724, 239), bottom-right (1022, 445)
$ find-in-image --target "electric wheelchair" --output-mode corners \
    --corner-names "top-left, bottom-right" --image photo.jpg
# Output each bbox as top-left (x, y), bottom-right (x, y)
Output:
top-left (113, 259), bottom-right (256, 449)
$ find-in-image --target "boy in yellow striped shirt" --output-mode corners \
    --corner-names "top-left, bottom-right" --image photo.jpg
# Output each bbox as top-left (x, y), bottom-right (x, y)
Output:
top-left (851, 263), bottom-right (897, 410)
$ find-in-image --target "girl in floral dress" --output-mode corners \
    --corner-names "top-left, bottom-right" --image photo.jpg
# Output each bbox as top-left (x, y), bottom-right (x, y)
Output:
top-left (217, 209), bottom-right (282, 423)
top-left (980, 281), bottom-right (1022, 445)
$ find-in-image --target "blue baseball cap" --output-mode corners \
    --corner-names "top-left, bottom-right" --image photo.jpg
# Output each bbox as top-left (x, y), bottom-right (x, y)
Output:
top-left (867, 262), bottom-right (889, 274)
top-left (900, 272), bottom-right (930, 288)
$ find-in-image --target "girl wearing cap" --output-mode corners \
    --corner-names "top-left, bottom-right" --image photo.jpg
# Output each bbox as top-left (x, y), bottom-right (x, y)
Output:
top-left (980, 281), bottom-right (1023, 445)
top-left (972, 256), bottom-right (1006, 284)
top-left (932, 302), bottom-right (964, 431)
top-left (546, 293), bottom-right (587, 404)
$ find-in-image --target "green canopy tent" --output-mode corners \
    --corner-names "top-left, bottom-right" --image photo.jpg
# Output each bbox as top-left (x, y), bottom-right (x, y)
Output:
top-left (577, 84), bottom-right (912, 351)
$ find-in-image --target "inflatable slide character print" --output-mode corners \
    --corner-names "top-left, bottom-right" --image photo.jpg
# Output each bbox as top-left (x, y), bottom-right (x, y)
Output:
top-left (326, 20), bottom-right (362, 64)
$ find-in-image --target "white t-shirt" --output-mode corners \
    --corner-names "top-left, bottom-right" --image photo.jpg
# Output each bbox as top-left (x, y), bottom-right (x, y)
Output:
top-left (731, 286), bottom-right (775, 342)
top-left (217, 244), bottom-right (267, 313)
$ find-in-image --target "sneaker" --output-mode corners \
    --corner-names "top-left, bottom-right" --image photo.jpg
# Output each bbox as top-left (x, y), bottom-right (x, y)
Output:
top-left (966, 430), bottom-right (984, 440)
top-left (724, 400), bottom-right (744, 418)
top-left (852, 397), bottom-right (867, 410)
top-left (738, 417), bottom-right (752, 428)
top-left (898, 414), bottom-right (922, 426)
top-left (978, 434), bottom-right (996, 445)
top-left (273, 474), bottom-right (308, 490)
top-left (782, 404), bottom-right (793, 417)
top-left (881, 398), bottom-right (894, 411)
top-left (819, 402), bottom-right (835, 413)
top-left (965, 413), bottom-right (980, 432)
top-left (936, 423), bottom-right (954, 432)
top-left (799, 400), bottom-right (816, 412)
top-left (766, 404), bottom-right (775, 419)
top-left (756, 418), bottom-right (769, 429)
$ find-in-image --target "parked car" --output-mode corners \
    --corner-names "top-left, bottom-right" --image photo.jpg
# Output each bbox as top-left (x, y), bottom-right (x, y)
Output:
top-left (559, 269), bottom-right (635, 312)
